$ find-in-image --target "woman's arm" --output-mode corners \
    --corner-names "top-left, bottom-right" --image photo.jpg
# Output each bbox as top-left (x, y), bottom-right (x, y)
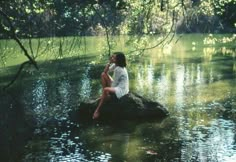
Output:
top-left (104, 55), bottom-right (116, 73)
top-left (104, 63), bottom-right (111, 73)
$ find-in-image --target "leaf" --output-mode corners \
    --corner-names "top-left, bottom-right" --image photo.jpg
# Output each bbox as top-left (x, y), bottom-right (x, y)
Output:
top-left (9, 16), bottom-right (14, 20)
top-left (25, 8), bottom-right (31, 14)
top-left (146, 150), bottom-right (158, 155)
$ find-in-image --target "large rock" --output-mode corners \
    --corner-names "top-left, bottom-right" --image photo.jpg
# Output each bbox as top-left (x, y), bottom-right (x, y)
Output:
top-left (71, 93), bottom-right (169, 122)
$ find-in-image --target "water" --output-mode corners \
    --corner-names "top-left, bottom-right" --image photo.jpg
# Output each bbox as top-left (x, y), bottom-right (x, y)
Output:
top-left (0, 34), bottom-right (235, 161)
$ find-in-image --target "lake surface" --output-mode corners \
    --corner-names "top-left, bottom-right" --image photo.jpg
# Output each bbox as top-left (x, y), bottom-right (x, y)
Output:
top-left (0, 34), bottom-right (235, 161)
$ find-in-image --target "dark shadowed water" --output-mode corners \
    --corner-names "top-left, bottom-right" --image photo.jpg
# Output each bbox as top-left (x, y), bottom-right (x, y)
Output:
top-left (0, 34), bottom-right (235, 161)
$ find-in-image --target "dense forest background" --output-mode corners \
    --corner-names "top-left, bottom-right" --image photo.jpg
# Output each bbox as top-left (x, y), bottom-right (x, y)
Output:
top-left (1, 0), bottom-right (235, 39)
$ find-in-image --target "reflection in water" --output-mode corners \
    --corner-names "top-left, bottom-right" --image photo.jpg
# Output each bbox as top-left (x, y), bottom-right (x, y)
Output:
top-left (209, 68), bottom-right (214, 83)
top-left (79, 66), bottom-right (91, 101)
top-left (203, 47), bottom-right (215, 61)
top-left (58, 79), bottom-right (71, 111)
top-left (196, 64), bottom-right (203, 84)
top-left (147, 64), bottom-right (154, 89)
top-left (135, 62), bottom-right (169, 102)
top-left (175, 65), bottom-right (185, 109)
top-left (190, 119), bottom-right (236, 162)
top-left (131, 47), bottom-right (236, 161)
top-left (1, 35), bottom-right (235, 161)
top-left (31, 78), bottom-right (48, 126)
top-left (29, 76), bottom-right (74, 126)
top-left (203, 46), bottom-right (236, 62)
top-left (157, 64), bottom-right (169, 104)
top-left (48, 130), bottom-right (112, 161)
top-left (135, 63), bottom-right (156, 98)
top-left (23, 123), bottom-right (113, 162)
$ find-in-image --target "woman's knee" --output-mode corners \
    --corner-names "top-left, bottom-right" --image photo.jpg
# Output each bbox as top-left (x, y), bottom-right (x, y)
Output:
top-left (103, 87), bottom-right (109, 93)
top-left (104, 87), bottom-right (115, 94)
top-left (103, 87), bottom-right (111, 95)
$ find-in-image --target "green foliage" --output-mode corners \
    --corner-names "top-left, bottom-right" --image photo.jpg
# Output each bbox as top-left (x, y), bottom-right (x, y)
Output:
top-left (212, 0), bottom-right (236, 27)
top-left (0, 0), bottom-right (235, 38)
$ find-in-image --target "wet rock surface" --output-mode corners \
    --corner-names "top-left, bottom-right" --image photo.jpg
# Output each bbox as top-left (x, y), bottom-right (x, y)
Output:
top-left (70, 92), bottom-right (169, 122)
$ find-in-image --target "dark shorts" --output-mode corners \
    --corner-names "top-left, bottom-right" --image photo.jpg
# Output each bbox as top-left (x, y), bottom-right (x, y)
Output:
top-left (110, 93), bottom-right (118, 101)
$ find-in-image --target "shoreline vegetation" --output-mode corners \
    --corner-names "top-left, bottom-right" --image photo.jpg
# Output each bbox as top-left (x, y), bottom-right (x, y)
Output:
top-left (0, 1), bottom-right (235, 39)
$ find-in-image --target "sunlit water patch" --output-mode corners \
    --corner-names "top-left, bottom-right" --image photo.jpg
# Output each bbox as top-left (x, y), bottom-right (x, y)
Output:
top-left (48, 130), bottom-right (112, 162)
top-left (0, 34), bottom-right (235, 161)
top-left (23, 122), bottom-right (112, 162)
top-left (29, 77), bottom-right (49, 126)
top-left (79, 65), bottom-right (92, 101)
top-left (181, 119), bottom-right (236, 162)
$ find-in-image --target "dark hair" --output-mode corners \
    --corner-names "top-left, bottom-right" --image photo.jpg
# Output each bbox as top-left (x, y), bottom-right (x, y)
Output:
top-left (114, 52), bottom-right (127, 67)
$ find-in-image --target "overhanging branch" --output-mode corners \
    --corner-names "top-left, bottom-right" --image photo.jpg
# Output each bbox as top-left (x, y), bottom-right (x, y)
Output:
top-left (0, 9), bottom-right (39, 90)
top-left (2, 61), bottom-right (31, 90)
top-left (0, 9), bottom-right (38, 70)
top-left (91, 4), bottom-right (111, 57)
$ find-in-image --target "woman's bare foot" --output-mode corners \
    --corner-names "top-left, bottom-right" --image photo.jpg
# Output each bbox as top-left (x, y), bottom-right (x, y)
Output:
top-left (93, 111), bottom-right (100, 119)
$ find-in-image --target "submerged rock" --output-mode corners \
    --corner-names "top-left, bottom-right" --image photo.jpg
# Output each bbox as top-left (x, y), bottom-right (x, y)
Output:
top-left (70, 92), bottom-right (169, 121)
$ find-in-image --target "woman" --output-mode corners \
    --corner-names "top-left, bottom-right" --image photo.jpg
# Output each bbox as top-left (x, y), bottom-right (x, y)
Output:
top-left (93, 52), bottom-right (129, 119)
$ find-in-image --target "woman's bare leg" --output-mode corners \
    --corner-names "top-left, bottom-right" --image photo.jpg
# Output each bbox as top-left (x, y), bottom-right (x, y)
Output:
top-left (93, 87), bottom-right (116, 119)
top-left (95, 72), bottom-right (113, 101)
top-left (101, 72), bottom-right (113, 88)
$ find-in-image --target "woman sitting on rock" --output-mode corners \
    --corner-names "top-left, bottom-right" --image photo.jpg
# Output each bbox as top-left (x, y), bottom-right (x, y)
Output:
top-left (93, 52), bottom-right (129, 119)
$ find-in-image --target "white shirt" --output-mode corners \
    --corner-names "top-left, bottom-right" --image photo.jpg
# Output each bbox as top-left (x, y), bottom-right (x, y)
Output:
top-left (109, 64), bottom-right (129, 99)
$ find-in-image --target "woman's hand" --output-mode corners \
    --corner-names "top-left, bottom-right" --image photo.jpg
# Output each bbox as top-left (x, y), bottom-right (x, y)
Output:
top-left (109, 54), bottom-right (115, 63)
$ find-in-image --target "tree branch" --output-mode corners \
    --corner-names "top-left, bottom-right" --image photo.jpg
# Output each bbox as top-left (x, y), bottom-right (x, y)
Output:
top-left (91, 4), bottom-right (111, 57)
top-left (0, 9), bottom-right (38, 69)
top-left (2, 61), bottom-right (31, 91)
top-left (0, 9), bottom-right (39, 90)
top-left (128, 2), bottom-right (185, 56)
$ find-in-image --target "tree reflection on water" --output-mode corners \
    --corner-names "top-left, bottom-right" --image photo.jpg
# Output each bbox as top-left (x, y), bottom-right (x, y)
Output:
top-left (0, 35), bottom-right (235, 161)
